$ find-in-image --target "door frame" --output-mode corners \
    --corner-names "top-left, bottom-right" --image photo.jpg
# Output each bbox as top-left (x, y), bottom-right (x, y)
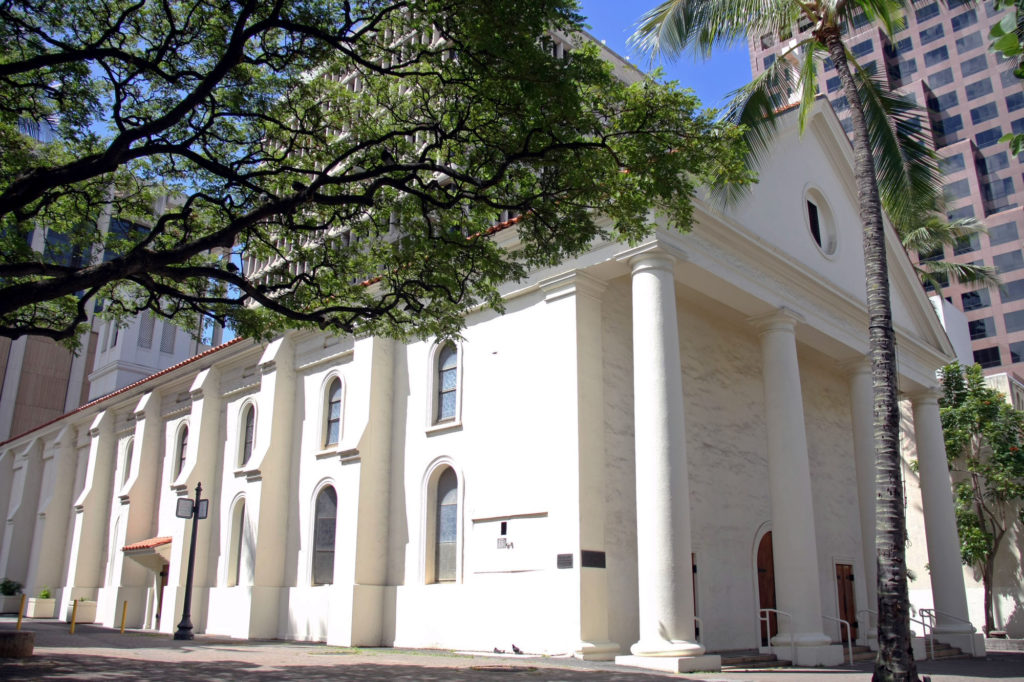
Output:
top-left (751, 522), bottom-right (776, 651)
top-left (831, 556), bottom-right (858, 644)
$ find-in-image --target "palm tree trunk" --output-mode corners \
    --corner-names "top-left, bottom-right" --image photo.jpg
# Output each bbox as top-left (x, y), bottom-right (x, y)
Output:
top-left (820, 30), bottom-right (920, 682)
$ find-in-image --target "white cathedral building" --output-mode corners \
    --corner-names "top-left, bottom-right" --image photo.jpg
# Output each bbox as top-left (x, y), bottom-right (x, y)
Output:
top-left (0, 98), bottom-right (988, 672)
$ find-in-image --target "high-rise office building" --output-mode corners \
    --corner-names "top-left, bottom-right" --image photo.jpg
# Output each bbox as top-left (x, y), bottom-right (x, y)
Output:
top-left (749, 0), bottom-right (1024, 374)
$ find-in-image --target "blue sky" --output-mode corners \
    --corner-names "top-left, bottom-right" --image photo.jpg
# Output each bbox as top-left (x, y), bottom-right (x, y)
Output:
top-left (577, 1), bottom-right (753, 111)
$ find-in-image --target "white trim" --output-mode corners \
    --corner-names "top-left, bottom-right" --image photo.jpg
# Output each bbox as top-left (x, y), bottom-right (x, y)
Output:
top-left (236, 400), bottom-right (258, 469)
top-left (118, 436), bottom-right (135, 496)
top-left (319, 373), bottom-right (346, 449)
top-left (170, 420), bottom-right (190, 487)
top-left (308, 480), bottom-right (339, 587)
top-left (803, 184), bottom-right (839, 259)
top-left (419, 456), bottom-right (465, 584)
top-left (425, 339), bottom-right (464, 431)
top-left (225, 494), bottom-right (247, 587)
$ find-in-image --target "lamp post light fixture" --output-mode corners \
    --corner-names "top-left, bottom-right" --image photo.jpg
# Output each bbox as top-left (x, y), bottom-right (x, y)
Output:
top-left (173, 481), bottom-right (208, 640)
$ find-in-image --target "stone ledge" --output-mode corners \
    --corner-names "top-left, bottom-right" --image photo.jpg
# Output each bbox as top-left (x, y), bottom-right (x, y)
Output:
top-left (0, 631), bottom-right (34, 658)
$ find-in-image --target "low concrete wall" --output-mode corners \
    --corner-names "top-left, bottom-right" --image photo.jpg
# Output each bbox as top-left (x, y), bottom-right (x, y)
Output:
top-left (0, 631), bottom-right (34, 658)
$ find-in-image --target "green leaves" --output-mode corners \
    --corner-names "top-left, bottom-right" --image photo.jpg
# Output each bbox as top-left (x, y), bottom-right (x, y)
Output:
top-left (0, 0), bottom-right (751, 345)
top-left (939, 362), bottom-right (1024, 571)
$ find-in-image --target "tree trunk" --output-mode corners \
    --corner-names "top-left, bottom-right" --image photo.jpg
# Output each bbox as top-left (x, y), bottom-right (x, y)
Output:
top-left (983, 557), bottom-right (994, 635)
top-left (821, 31), bottom-right (920, 682)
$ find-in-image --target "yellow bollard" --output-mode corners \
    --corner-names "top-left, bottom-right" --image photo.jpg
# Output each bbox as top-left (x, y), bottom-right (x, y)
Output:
top-left (120, 600), bottom-right (127, 634)
top-left (70, 598), bottom-right (79, 635)
top-left (16, 594), bottom-right (25, 631)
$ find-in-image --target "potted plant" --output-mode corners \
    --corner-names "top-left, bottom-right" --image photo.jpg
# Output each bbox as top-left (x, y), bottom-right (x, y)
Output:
top-left (26, 587), bottom-right (56, 618)
top-left (0, 578), bottom-right (23, 614)
top-left (64, 597), bottom-right (97, 624)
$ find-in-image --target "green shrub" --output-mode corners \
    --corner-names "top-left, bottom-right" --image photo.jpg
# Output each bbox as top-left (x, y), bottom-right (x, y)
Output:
top-left (0, 577), bottom-right (22, 596)
top-left (38, 587), bottom-right (51, 599)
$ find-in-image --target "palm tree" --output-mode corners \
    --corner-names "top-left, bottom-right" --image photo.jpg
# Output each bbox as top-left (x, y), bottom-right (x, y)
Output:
top-left (632, 2), bottom-right (941, 680)
top-left (898, 212), bottom-right (1000, 293)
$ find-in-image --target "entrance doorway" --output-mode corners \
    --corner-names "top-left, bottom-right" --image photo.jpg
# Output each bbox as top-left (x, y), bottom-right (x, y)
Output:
top-left (835, 563), bottom-right (858, 642)
top-left (756, 531), bottom-right (777, 646)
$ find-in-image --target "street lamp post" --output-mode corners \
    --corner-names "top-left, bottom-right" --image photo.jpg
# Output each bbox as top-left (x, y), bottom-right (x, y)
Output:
top-left (174, 481), bottom-right (208, 640)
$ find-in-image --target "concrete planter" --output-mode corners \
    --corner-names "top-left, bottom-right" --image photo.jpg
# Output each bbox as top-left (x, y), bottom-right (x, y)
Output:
top-left (0, 595), bottom-right (23, 615)
top-left (26, 597), bottom-right (55, 618)
top-left (65, 600), bottom-right (96, 624)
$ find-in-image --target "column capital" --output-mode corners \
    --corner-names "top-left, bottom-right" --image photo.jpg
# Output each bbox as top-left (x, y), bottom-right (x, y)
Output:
top-left (615, 242), bottom-right (687, 272)
top-left (538, 270), bottom-right (607, 303)
top-left (838, 356), bottom-right (871, 377)
top-left (905, 387), bottom-right (942, 406)
top-left (748, 307), bottom-right (804, 335)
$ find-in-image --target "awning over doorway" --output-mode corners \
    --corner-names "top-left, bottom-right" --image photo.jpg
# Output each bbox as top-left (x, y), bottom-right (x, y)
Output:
top-left (122, 536), bottom-right (172, 571)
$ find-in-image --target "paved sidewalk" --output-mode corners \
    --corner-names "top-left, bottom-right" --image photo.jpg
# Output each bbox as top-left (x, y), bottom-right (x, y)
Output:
top-left (2, 618), bottom-right (1021, 681)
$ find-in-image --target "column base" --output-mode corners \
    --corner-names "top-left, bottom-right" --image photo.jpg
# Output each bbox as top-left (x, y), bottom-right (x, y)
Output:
top-left (616, 654), bottom-right (722, 673)
top-left (629, 637), bottom-right (705, 657)
top-left (573, 640), bottom-right (619, 661)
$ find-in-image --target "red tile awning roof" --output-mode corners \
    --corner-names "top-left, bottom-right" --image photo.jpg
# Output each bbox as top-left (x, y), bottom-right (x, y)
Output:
top-left (123, 536), bottom-right (172, 552)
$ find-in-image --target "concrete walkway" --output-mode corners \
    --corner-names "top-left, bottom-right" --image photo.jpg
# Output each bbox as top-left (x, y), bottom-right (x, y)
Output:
top-left (1, 618), bottom-right (1021, 681)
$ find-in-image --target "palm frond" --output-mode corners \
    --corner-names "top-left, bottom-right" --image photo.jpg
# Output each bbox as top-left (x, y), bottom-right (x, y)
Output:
top-left (630, 0), bottom-right (795, 59)
top-left (851, 64), bottom-right (941, 226)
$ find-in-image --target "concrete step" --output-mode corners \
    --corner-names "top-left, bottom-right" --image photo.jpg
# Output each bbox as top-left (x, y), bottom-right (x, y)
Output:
top-left (718, 650), bottom-right (791, 669)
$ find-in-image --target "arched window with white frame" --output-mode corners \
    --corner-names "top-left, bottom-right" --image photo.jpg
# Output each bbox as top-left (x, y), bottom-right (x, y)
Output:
top-left (228, 498), bottom-right (249, 587)
top-left (239, 403), bottom-right (255, 467)
top-left (324, 376), bottom-right (342, 447)
top-left (428, 341), bottom-right (462, 428)
top-left (423, 463), bottom-right (461, 583)
top-left (121, 437), bottom-right (134, 488)
top-left (174, 425), bottom-right (188, 479)
top-left (312, 485), bottom-right (337, 585)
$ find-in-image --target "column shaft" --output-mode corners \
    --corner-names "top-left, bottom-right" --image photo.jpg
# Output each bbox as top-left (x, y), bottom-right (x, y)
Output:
top-left (757, 312), bottom-right (830, 649)
top-left (911, 392), bottom-right (974, 635)
top-left (628, 252), bottom-right (702, 657)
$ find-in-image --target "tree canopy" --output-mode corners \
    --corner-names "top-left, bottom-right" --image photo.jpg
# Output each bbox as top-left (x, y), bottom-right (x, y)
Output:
top-left (939, 362), bottom-right (1024, 635)
top-left (0, 0), bottom-right (750, 346)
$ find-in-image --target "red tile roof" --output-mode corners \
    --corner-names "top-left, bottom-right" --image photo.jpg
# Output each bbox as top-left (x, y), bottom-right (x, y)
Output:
top-left (0, 336), bottom-right (246, 448)
top-left (122, 536), bottom-right (172, 552)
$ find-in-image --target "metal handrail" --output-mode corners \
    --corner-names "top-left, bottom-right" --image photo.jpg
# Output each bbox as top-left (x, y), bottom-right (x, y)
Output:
top-left (694, 616), bottom-right (703, 644)
top-left (859, 608), bottom-right (934, 660)
top-left (759, 608), bottom-right (796, 665)
top-left (823, 615), bottom-right (854, 665)
top-left (918, 608), bottom-right (977, 657)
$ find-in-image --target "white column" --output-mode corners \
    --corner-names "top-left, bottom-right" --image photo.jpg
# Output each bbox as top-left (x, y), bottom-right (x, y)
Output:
top-left (909, 390), bottom-right (978, 645)
top-left (624, 249), bottom-right (705, 662)
top-left (755, 310), bottom-right (837, 665)
top-left (845, 359), bottom-right (878, 645)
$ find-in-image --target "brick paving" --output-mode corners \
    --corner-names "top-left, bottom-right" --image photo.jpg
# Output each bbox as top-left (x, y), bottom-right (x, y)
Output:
top-left (1, 617), bottom-right (1022, 681)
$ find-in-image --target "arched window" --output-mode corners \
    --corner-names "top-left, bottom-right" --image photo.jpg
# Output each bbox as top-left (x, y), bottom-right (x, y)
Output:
top-left (324, 377), bottom-right (342, 446)
top-left (240, 404), bottom-right (255, 466)
top-left (434, 467), bottom-right (458, 582)
top-left (175, 426), bottom-right (189, 479)
top-left (312, 486), bottom-right (337, 585)
top-left (228, 499), bottom-right (247, 587)
top-left (121, 437), bottom-right (134, 487)
top-left (436, 343), bottom-right (458, 423)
